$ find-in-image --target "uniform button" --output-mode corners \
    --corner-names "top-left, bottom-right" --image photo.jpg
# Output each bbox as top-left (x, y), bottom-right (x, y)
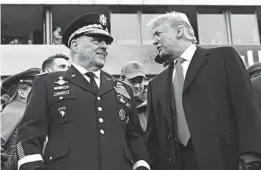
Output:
top-left (59, 96), bottom-right (63, 100)
top-left (49, 156), bottom-right (53, 160)
top-left (97, 96), bottom-right (101, 101)
top-left (99, 118), bottom-right (104, 123)
top-left (98, 107), bottom-right (103, 111)
top-left (168, 158), bottom-right (172, 163)
top-left (100, 129), bottom-right (105, 134)
top-left (167, 134), bottom-right (172, 139)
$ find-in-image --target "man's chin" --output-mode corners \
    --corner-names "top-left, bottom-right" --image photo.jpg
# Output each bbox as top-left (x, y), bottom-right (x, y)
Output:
top-left (159, 52), bottom-right (173, 62)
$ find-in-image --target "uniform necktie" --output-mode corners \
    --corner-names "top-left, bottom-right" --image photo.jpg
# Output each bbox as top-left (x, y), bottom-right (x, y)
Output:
top-left (85, 72), bottom-right (98, 93)
top-left (173, 57), bottom-right (191, 146)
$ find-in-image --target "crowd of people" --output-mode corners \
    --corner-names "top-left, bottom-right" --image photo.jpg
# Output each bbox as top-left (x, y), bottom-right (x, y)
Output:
top-left (1, 11), bottom-right (261, 170)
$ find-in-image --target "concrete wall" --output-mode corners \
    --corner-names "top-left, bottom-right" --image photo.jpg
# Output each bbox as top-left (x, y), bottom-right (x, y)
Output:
top-left (1, 44), bottom-right (261, 76)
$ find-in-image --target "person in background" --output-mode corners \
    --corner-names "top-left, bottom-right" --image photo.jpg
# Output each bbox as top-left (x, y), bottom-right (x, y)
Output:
top-left (1, 94), bottom-right (10, 111)
top-left (247, 62), bottom-right (261, 79)
top-left (16, 12), bottom-right (149, 170)
top-left (53, 27), bottom-right (62, 45)
top-left (121, 61), bottom-right (147, 132)
top-left (1, 68), bottom-right (41, 170)
top-left (146, 11), bottom-right (261, 170)
top-left (41, 54), bottom-right (70, 73)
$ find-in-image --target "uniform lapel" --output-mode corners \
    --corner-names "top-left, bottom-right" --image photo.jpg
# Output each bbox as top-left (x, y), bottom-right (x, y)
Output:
top-left (97, 71), bottom-right (114, 96)
top-left (65, 65), bottom-right (94, 93)
top-left (183, 47), bottom-right (209, 92)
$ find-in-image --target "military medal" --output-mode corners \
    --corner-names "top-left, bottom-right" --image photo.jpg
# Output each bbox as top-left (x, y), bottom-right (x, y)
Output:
top-left (119, 109), bottom-right (125, 121)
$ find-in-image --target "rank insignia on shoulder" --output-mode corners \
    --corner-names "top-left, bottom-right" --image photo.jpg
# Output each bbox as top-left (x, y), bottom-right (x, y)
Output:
top-left (58, 106), bottom-right (66, 117)
top-left (114, 82), bottom-right (131, 99)
top-left (54, 76), bottom-right (68, 86)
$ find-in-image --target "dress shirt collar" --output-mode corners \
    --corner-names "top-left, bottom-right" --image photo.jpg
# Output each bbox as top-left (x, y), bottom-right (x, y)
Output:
top-left (72, 63), bottom-right (100, 79)
top-left (174, 44), bottom-right (197, 63)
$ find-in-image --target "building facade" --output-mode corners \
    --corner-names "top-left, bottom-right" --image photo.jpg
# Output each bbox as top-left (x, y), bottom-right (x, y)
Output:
top-left (1, 0), bottom-right (261, 77)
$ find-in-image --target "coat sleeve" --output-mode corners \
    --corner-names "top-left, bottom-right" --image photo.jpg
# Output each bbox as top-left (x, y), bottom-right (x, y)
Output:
top-left (125, 85), bottom-right (150, 170)
top-left (146, 82), bottom-right (160, 170)
top-left (17, 75), bottom-right (49, 170)
top-left (223, 47), bottom-right (261, 155)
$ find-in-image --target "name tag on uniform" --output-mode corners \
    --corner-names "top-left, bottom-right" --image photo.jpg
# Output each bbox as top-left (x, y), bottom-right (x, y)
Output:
top-left (53, 90), bottom-right (70, 96)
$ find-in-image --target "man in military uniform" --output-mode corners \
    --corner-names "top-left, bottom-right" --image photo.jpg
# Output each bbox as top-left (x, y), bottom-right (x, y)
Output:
top-left (17, 13), bottom-right (150, 170)
top-left (120, 61), bottom-right (147, 132)
top-left (1, 68), bottom-right (41, 170)
top-left (41, 54), bottom-right (70, 73)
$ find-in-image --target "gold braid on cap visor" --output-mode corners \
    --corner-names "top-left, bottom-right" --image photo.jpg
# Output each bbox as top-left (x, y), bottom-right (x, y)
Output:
top-left (68, 24), bottom-right (108, 46)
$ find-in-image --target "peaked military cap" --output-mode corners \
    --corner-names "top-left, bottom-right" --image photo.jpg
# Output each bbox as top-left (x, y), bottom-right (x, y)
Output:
top-left (1, 68), bottom-right (41, 95)
top-left (62, 12), bottom-right (113, 48)
top-left (247, 62), bottom-right (261, 76)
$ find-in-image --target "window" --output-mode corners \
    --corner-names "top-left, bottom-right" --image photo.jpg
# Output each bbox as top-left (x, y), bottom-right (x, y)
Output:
top-left (1, 5), bottom-right (44, 44)
top-left (52, 5), bottom-right (109, 45)
top-left (110, 6), bottom-right (141, 45)
top-left (230, 8), bottom-right (260, 45)
top-left (197, 8), bottom-right (228, 45)
top-left (141, 14), bottom-right (159, 45)
top-left (111, 13), bottom-right (140, 45)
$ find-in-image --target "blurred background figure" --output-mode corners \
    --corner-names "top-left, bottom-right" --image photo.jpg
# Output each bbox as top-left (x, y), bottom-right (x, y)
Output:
top-left (41, 54), bottom-right (70, 73)
top-left (1, 68), bottom-right (41, 170)
top-left (27, 40), bottom-right (33, 44)
top-left (121, 61), bottom-right (147, 132)
top-left (52, 26), bottom-right (62, 44)
top-left (247, 62), bottom-right (261, 79)
top-left (1, 94), bottom-right (10, 112)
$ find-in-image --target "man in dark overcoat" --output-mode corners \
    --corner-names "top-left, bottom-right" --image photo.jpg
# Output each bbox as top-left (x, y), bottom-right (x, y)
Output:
top-left (252, 75), bottom-right (261, 111)
top-left (146, 11), bottom-right (261, 170)
top-left (17, 13), bottom-right (150, 170)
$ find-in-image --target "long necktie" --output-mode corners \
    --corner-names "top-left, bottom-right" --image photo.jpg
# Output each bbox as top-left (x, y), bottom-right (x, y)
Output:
top-left (173, 57), bottom-right (191, 146)
top-left (85, 72), bottom-right (98, 94)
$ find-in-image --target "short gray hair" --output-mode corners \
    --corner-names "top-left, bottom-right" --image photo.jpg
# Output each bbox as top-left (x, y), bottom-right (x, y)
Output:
top-left (147, 11), bottom-right (197, 44)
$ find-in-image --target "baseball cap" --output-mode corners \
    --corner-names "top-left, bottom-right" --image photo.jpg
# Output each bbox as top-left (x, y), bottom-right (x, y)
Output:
top-left (121, 61), bottom-right (146, 79)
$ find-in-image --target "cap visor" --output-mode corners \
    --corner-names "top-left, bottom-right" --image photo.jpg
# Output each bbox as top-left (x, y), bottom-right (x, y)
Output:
top-left (125, 72), bottom-right (146, 79)
top-left (84, 29), bottom-right (113, 43)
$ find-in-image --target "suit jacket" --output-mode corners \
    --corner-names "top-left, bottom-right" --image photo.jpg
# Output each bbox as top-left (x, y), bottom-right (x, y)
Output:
top-left (252, 75), bottom-right (261, 111)
top-left (146, 46), bottom-right (261, 170)
top-left (17, 66), bottom-right (148, 170)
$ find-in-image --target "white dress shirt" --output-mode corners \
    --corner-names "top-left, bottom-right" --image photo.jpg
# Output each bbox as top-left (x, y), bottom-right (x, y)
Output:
top-left (72, 63), bottom-right (101, 88)
top-left (172, 44), bottom-right (197, 80)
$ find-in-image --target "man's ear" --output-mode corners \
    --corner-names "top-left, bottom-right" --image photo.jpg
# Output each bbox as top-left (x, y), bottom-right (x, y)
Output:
top-left (17, 89), bottom-right (26, 99)
top-left (70, 39), bottom-right (79, 53)
top-left (44, 68), bottom-right (51, 73)
top-left (176, 26), bottom-right (184, 39)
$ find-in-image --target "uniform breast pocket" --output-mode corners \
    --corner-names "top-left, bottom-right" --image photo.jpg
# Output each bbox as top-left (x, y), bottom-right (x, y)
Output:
top-left (49, 92), bottom-right (77, 128)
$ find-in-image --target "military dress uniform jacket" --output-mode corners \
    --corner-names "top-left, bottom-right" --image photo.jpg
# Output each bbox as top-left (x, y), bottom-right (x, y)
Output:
top-left (17, 66), bottom-right (149, 170)
top-left (146, 47), bottom-right (261, 170)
